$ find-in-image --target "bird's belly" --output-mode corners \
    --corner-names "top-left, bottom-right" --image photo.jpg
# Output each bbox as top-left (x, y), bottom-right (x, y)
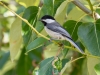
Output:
top-left (45, 27), bottom-right (65, 40)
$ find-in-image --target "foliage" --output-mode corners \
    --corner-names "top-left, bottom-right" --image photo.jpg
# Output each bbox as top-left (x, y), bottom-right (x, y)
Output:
top-left (0, 0), bottom-right (100, 75)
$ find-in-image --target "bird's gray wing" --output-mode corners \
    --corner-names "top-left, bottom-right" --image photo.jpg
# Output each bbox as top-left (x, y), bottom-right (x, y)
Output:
top-left (46, 22), bottom-right (71, 38)
top-left (47, 22), bottom-right (84, 54)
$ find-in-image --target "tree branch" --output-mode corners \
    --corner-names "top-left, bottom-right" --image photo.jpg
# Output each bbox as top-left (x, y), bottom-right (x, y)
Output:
top-left (72, 0), bottom-right (100, 20)
top-left (72, 0), bottom-right (92, 14)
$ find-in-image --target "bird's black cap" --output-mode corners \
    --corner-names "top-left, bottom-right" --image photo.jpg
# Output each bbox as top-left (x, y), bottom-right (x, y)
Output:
top-left (41, 15), bottom-right (55, 20)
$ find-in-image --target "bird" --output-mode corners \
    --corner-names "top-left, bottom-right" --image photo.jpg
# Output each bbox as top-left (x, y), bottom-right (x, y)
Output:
top-left (39, 15), bottom-right (84, 54)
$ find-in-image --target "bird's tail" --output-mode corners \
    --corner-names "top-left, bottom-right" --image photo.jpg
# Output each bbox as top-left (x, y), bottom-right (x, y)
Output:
top-left (65, 37), bottom-right (84, 54)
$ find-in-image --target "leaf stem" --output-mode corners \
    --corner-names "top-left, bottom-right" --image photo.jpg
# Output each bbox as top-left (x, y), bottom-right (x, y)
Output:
top-left (60, 56), bottom-right (85, 75)
top-left (87, 54), bottom-right (100, 59)
top-left (86, 0), bottom-right (94, 13)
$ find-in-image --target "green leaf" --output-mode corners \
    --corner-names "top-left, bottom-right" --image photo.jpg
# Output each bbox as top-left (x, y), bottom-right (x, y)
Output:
top-left (16, 0), bottom-right (40, 7)
top-left (54, 0), bottom-right (69, 25)
top-left (63, 20), bottom-right (82, 41)
top-left (67, 6), bottom-right (87, 21)
top-left (16, 6), bottom-right (25, 14)
top-left (96, 19), bottom-right (100, 31)
top-left (20, 47), bottom-right (43, 75)
top-left (62, 59), bottom-right (69, 70)
top-left (25, 23), bottom-right (40, 44)
top-left (22, 6), bottom-right (39, 46)
top-left (87, 57), bottom-right (100, 75)
top-left (44, 43), bottom-right (60, 58)
top-left (23, 30), bottom-right (32, 46)
top-left (78, 23), bottom-right (100, 56)
top-left (62, 47), bottom-right (68, 58)
top-left (28, 21), bottom-right (44, 41)
top-left (55, 58), bottom-right (62, 71)
top-left (67, 2), bottom-right (75, 14)
top-left (55, 58), bottom-right (69, 72)
top-left (70, 57), bottom-right (84, 75)
top-left (26, 37), bottom-right (47, 52)
top-left (60, 59), bottom-right (70, 74)
top-left (38, 57), bottom-right (54, 75)
top-left (35, 22), bottom-right (44, 32)
top-left (82, 59), bottom-right (88, 75)
top-left (0, 52), bottom-right (10, 69)
top-left (35, 21), bottom-right (44, 36)
top-left (16, 48), bottom-right (32, 75)
top-left (22, 6), bottom-right (38, 31)
top-left (39, 0), bottom-right (53, 17)
top-left (54, 0), bottom-right (65, 15)
top-left (28, 47), bottom-right (43, 61)
top-left (94, 63), bottom-right (100, 75)
top-left (3, 69), bottom-right (15, 75)
top-left (10, 16), bottom-right (22, 61)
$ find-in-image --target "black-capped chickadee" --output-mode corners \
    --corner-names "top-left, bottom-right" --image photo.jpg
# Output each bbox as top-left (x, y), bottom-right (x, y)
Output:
top-left (40, 15), bottom-right (84, 54)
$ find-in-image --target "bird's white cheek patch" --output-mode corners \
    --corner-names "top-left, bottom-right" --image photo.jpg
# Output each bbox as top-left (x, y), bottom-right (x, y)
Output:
top-left (42, 19), bottom-right (55, 23)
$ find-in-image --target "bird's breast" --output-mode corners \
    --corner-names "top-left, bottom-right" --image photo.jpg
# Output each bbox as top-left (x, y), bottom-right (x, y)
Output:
top-left (44, 26), bottom-right (66, 40)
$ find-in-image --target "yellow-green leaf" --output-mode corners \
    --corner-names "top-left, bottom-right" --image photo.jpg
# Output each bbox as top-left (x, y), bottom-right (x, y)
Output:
top-left (67, 6), bottom-right (87, 21)
top-left (54, 0), bottom-right (69, 25)
top-left (94, 63), bottom-right (100, 75)
top-left (16, 0), bottom-right (40, 7)
top-left (44, 43), bottom-right (60, 58)
top-left (10, 17), bottom-right (22, 61)
top-left (87, 56), bottom-right (100, 75)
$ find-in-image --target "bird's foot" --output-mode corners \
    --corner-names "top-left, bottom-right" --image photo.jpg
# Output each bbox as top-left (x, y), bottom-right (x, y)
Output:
top-left (58, 43), bottom-right (64, 47)
top-left (49, 38), bottom-right (55, 42)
